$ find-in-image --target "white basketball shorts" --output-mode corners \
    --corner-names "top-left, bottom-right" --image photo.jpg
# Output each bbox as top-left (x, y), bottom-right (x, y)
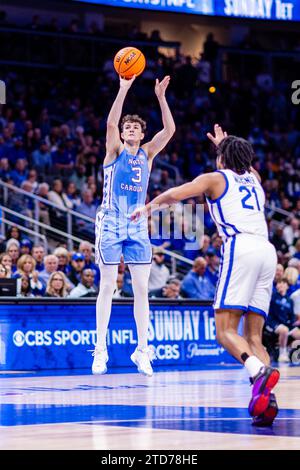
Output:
top-left (214, 233), bottom-right (277, 319)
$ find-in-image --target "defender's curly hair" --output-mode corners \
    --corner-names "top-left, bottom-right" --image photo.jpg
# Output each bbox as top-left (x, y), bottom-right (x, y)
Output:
top-left (217, 135), bottom-right (255, 174)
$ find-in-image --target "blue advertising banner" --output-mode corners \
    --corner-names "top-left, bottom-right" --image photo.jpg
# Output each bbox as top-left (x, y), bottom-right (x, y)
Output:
top-left (74, 0), bottom-right (300, 22)
top-left (0, 302), bottom-right (236, 370)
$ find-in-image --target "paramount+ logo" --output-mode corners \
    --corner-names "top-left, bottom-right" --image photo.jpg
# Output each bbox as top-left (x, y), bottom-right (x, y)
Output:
top-left (0, 80), bottom-right (5, 104)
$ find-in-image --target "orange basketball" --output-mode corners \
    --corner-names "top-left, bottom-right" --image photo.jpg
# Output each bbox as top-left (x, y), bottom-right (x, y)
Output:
top-left (113, 47), bottom-right (146, 79)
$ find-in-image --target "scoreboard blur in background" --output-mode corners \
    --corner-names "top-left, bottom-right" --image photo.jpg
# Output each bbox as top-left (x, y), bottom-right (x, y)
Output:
top-left (73, 0), bottom-right (300, 22)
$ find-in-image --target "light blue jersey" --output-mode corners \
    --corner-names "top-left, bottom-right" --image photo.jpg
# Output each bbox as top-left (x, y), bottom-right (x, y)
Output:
top-left (96, 146), bottom-right (152, 265)
top-left (102, 147), bottom-right (149, 215)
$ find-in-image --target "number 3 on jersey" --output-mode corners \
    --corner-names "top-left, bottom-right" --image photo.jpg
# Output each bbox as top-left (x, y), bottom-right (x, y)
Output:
top-left (132, 166), bottom-right (142, 183)
top-left (239, 186), bottom-right (261, 211)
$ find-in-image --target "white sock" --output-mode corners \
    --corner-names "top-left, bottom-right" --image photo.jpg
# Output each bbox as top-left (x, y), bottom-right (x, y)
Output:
top-left (95, 262), bottom-right (119, 349)
top-left (128, 263), bottom-right (151, 350)
top-left (279, 347), bottom-right (287, 356)
top-left (244, 356), bottom-right (265, 378)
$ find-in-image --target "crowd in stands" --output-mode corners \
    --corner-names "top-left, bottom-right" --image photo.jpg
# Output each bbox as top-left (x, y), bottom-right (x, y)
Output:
top-left (264, 263), bottom-right (300, 363)
top-left (0, 19), bottom-right (300, 362)
top-left (0, 233), bottom-right (100, 298)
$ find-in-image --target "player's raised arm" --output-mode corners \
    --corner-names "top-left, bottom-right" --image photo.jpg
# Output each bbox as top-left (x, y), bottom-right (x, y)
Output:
top-left (143, 76), bottom-right (175, 160)
top-left (106, 75), bottom-right (136, 158)
top-left (131, 173), bottom-right (219, 221)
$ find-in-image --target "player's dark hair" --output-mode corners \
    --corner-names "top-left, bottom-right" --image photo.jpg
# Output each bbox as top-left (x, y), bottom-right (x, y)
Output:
top-left (217, 136), bottom-right (255, 174)
top-left (121, 114), bottom-right (146, 133)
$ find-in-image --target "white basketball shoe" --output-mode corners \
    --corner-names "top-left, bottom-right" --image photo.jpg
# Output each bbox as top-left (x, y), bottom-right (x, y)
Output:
top-left (278, 352), bottom-right (290, 363)
top-left (91, 346), bottom-right (109, 375)
top-left (130, 346), bottom-right (156, 377)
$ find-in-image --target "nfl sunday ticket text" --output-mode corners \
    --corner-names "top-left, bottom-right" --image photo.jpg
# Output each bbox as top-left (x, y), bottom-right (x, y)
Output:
top-left (100, 453), bottom-right (198, 466)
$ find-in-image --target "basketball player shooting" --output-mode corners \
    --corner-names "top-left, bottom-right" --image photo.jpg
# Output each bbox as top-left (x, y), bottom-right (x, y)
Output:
top-left (131, 124), bottom-right (280, 426)
top-left (92, 74), bottom-right (175, 377)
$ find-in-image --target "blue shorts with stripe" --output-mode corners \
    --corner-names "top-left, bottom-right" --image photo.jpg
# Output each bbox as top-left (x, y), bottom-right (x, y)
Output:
top-left (95, 209), bottom-right (152, 265)
top-left (214, 233), bottom-right (277, 319)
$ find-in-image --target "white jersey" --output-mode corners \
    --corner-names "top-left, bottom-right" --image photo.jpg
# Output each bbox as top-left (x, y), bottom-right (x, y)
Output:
top-left (206, 169), bottom-right (268, 241)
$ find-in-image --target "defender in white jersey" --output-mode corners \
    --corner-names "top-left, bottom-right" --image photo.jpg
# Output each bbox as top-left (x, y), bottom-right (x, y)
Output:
top-left (206, 168), bottom-right (274, 316)
top-left (132, 124), bottom-right (280, 426)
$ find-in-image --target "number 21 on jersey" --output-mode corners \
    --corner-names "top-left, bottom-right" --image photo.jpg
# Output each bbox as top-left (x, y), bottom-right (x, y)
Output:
top-left (239, 185), bottom-right (261, 211)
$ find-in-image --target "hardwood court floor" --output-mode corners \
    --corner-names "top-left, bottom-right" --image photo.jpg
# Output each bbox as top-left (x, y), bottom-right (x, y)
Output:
top-left (0, 365), bottom-right (299, 450)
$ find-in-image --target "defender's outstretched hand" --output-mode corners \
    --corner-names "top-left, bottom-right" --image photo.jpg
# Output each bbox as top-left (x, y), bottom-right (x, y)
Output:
top-left (207, 124), bottom-right (228, 146)
top-left (155, 76), bottom-right (171, 99)
top-left (131, 206), bottom-right (148, 222)
top-left (119, 74), bottom-right (136, 90)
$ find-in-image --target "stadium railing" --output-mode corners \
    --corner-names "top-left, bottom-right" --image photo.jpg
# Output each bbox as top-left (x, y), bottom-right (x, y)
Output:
top-left (0, 179), bottom-right (95, 250)
top-left (217, 46), bottom-right (300, 81)
top-left (0, 204), bottom-right (83, 253)
top-left (0, 180), bottom-right (193, 274)
top-left (0, 207), bottom-right (48, 250)
top-left (0, 26), bottom-right (181, 71)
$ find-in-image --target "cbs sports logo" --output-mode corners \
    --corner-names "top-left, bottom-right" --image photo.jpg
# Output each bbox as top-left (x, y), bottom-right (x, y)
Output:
top-left (13, 330), bottom-right (25, 347)
top-left (12, 329), bottom-right (96, 347)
